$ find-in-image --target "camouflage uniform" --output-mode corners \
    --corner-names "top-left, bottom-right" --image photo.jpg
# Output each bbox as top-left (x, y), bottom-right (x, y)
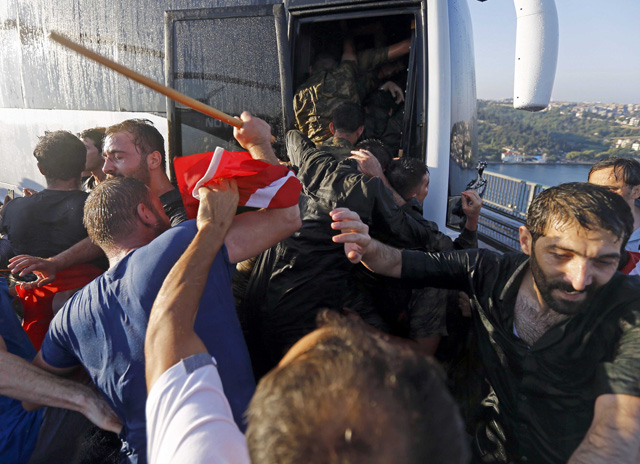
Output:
top-left (294, 47), bottom-right (388, 145)
top-left (318, 135), bottom-right (353, 161)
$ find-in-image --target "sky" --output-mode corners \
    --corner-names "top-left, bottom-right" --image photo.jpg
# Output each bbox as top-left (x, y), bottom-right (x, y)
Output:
top-left (467, 0), bottom-right (640, 104)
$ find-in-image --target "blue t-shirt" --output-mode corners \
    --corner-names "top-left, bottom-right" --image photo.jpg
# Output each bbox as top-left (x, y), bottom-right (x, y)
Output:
top-left (0, 278), bottom-right (43, 464)
top-left (41, 221), bottom-right (256, 464)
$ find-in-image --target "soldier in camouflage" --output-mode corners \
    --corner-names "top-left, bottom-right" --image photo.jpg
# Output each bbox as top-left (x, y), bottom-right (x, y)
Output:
top-left (294, 34), bottom-right (410, 145)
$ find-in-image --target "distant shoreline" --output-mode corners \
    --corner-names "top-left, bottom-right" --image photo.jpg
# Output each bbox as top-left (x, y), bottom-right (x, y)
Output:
top-left (485, 161), bottom-right (592, 166)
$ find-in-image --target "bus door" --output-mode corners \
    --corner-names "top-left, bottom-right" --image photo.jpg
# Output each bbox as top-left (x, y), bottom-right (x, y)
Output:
top-left (165, 4), bottom-right (293, 170)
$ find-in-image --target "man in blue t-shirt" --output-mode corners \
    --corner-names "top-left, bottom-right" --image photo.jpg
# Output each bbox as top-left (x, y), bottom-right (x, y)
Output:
top-left (0, 278), bottom-right (121, 464)
top-left (30, 113), bottom-right (301, 464)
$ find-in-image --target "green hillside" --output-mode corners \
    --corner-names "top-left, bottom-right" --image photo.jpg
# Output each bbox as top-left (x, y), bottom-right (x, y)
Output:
top-left (477, 100), bottom-right (640, 162)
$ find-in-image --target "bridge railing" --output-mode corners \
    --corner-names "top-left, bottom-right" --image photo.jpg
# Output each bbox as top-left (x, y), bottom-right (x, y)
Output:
top-left (477, 171), bottom-right (548, 251)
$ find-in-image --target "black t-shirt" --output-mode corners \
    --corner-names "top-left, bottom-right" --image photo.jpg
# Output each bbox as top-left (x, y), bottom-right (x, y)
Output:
top-left (0, 189), bottom-right (89, 258)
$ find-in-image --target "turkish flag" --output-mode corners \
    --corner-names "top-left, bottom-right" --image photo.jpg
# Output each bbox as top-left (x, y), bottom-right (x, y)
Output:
top-left (174, 147), bottom-right (301, 219)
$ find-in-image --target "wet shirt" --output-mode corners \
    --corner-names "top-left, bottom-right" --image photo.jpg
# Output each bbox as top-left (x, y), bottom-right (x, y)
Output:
top-left (159, 188), bottom-right (188, 226)
top-left (41, 221), bottom-right (255, 464)
top-left (0, 189), bottom-right (88, 258)
top-left (401, 248), bottom-right (640, 464)
top-left (294, 47), bottom-right (388, 145)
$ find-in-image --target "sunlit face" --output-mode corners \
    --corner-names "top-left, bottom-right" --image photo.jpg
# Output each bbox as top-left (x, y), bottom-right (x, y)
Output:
top-left (103, 132), bottom-right (151, 185)
top-left (588, 167), bottom-right (636, 208)
top-left (411, 173), bottom-right (430, 204)
top-left (83, 138), bottom-right (103, 172)
top-left (522, 222), bottom-right (621, 315)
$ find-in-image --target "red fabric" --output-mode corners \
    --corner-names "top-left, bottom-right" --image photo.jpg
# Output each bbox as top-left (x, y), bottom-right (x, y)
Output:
top-left (174, 148), bottom-right (301, 220)
top-left (620, 250), bottom-right (640, 275)
top-left (16, 264), bottom-right (103, 350)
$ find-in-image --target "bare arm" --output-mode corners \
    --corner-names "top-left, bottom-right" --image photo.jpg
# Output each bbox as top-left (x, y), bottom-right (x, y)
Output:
top-left (1, 344), bottom-right (122, 433)
top-left (145, 180), bottom-right (238, 392)
top-left (225, 204), bottom-right (301, 264)
top-left (8, 237), bottom-right (104, 289)
top-left (387, 38), bottom-right (411, 61)
top-left (568, 394), bottom-right (640, 463)
top-left (330, 207), bottom-right (402, 277)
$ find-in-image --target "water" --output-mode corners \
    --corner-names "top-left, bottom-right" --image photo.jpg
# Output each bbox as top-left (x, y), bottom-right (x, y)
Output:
top-left (485, 163), bottom-right (593, 187)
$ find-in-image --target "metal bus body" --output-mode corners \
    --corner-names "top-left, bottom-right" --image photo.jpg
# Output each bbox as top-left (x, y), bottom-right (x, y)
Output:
top-left (0, 0), bottom-right (558, 246)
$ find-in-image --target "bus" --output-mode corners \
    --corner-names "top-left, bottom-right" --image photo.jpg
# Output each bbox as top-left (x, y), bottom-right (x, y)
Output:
top-left (0, 0), bottom-right (558, 249)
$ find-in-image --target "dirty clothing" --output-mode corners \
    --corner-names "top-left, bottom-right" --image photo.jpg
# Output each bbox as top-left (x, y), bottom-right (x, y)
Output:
top-left (401, 248), bottom-right (640, 464)
top-left (294, 47), bottom-right (388, 144)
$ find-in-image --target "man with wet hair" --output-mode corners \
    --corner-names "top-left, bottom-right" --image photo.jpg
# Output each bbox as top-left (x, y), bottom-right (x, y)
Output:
top-left (78, 127), bottom-right (106, 193)
top-left (331, 182), bottom-right (640, 464)
top-left (246, 310), bottom-right (469, 464)
top-left (30, 115), bottom-right (302, 464)
top-left (103, 119), bottom-right (186, 226)
top-left (588, 156), bottom-right (640, 251)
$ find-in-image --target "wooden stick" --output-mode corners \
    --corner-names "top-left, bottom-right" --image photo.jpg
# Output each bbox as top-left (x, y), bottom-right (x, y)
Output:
top-left (48, 31), bottom-right (243, 129)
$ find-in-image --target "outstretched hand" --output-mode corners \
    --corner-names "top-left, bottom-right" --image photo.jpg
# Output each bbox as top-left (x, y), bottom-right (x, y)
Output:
top-left (330, 208), bottom-right (371, 264)
top-left (8, 255), bottom-right (57, 290)
top-left (196, 179), bottom-right (239, 234)
top-left (381, 81), bottom-right (405, 104)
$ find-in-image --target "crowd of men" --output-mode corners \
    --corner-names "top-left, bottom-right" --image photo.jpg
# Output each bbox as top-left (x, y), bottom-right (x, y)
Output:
top-left (1, 28), bottom-right (640, 464)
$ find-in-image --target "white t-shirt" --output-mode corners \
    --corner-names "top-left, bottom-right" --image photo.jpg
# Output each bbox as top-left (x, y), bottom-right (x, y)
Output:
top-left (146, 354), bottom-right (250, 464)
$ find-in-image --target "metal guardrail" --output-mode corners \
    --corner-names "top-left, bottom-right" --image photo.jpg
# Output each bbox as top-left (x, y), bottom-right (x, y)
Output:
top-left (477, 171), bottom-right (549, 252)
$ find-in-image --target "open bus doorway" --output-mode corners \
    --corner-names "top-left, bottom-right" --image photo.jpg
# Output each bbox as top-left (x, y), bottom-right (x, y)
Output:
top-left (290, 11), bottom-right (424, 161)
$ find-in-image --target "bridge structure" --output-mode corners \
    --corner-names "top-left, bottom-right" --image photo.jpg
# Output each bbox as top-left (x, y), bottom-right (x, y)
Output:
top-left (476, 171), bottom-right (548, 252)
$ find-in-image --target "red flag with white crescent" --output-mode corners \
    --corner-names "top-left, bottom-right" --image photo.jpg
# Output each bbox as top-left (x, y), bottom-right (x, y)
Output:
top-left (174, 147), bottom-right (301, 219)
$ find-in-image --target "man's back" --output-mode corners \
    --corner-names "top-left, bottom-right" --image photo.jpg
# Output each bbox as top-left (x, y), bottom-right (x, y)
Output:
top-left (41, 221), bottom-right (255, 463)
top-left (0, 190), bottom-right (88, 257)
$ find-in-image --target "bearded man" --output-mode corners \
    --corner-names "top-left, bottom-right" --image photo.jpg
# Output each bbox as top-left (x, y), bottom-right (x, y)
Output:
top-left (330, 182), bottom-right (640, 464)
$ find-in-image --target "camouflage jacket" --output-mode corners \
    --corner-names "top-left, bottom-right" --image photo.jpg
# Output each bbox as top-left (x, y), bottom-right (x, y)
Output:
top-left (294, 46), bottom-right (388, 145)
